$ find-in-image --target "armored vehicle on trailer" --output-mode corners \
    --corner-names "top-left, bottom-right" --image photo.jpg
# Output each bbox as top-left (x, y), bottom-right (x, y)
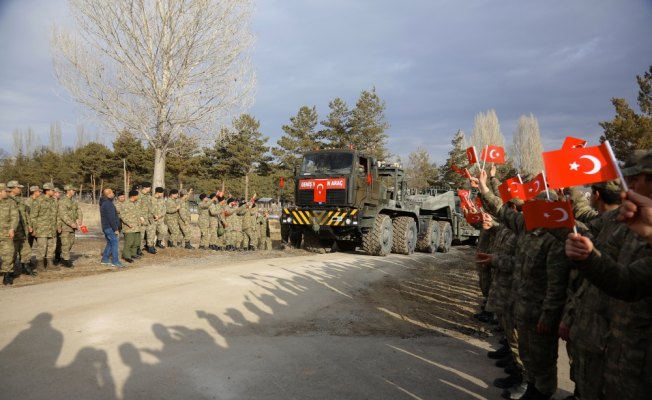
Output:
top-left (280, 149), bottom-right (478, 256)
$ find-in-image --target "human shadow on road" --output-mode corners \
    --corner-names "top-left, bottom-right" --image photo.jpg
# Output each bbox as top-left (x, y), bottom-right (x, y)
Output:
top-left (0, 312), bottom-right (116, 400)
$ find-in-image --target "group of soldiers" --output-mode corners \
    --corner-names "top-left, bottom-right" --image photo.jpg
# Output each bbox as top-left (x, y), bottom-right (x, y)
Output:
top-left (111, 182), bottom-right (273, 264)
top-left (469, 149), bottom-right (652, 400)
top-left (0, 181), bottom-right (83, 285)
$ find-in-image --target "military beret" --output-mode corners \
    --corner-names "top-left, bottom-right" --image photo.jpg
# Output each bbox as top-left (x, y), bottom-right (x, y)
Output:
top-left (128, 190), bottom-right (139, 197)
top-left (29, 186), bottom-right (41, 192)
top-left (622, 149), bottom-right (652, 176)
top-left (169, 189), bottom-right (179, 195)
top-left (199, 193), bottom-right (207, 200)
top-left (7, 180), bottom-right (24, 188)
top-left (208, 193), bottom-right (216, 199)
top-left (116, 190), bottom-right (125, 197)
top-left (155, 187), bottom-right (165, 193)
top-left (141, 181), bottom-right (152, 188)
top-left (63, 184), bottom-right (76, 191)
top-left (591, 179), bottom-right (622, 193)
top-left (42, 183), bottom-right (55, 190)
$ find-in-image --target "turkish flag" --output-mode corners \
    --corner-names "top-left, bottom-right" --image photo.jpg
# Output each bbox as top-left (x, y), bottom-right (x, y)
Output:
top-left (561, 136), bottom-right (587, 149)
top-left (523, 173), bottom-right (546, 200)
top-left (467, 147), bottom-right (479, 164)
top-left (474, 196), bottom-right (483, 210)
top-left (313, 179), bottom-right (327, 202)
top-left (522, 199), bottom-right (575, 231)
top-left (543, 142), bottom-right (618, 189)
top-left (498, 177), bottom-right (525, 202)
top-left (480, 145), bottom-right (506, 164)
top-left (451, 164), bottom-right (466, 176)
top-left (465, 212), bottom-right (483, 225)
top-left (458, 189), bottom-right (475, 212)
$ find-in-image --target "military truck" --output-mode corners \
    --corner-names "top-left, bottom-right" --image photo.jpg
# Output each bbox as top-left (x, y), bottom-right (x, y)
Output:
top-left (280, 149), bottom-right (478, 256)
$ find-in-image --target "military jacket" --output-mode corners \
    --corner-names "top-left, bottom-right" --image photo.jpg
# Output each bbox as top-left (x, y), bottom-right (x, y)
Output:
top-left (241, 207), bottom-right (256, 230)
top-left (138, 191), bottom-right (154, 223)
top-left (115, 200), bottom-right (127, 216)
top-left (198, 200), bottom-right (210, 227)
top-left (58, 196), bottom-right (83, 233)
top-left (179, 199), bottom-right (191, 224)
top-left (9, 195), bottom-right (28, 239)
top-left (152, 197), bottom-right (166, 220)
top-left (120, 201), bottom-right (142, 233)
top-left (165, 198), bottom-right (180, 220)
top-left (0, 197), bottom-right (19, 240)
top-left (30, 196), bottom-right (58, 238)
top-left (225, 206), bottom-right (242, 232)
top-left (487, 224), bottom-right (518, 312)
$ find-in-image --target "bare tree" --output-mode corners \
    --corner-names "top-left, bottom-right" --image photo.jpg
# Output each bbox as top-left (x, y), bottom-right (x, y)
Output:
top-left (51, 0), bottom-right (255, 187)
top-left (12, 129), bottom-right (23, 155)
top-left (49, 122), bottom-right (62, 153)
top-left (75, 124), bottom-right (87, 149)
top-left (511, 114), bottom-right (544, 176)
top-left (470, 109), bottom-right (505, 150)
top-left (404, 147), bottom-right (438, 192)
top-left (25, 128), bottom-right (39, 155)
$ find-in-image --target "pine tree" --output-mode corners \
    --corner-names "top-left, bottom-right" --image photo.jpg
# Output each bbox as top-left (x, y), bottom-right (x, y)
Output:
top-left (272, 106), bottom-right (320, 171)
top-left (600, 65), bottom-right (652, 162)
top-left (439, 130), bottom-right (469, 189)
top-left (349, 88), bottom-right (390, 160)
top-left (320, 98), bottom-right (351, 148)
top-left (404, 147), bottom-right (439, 192)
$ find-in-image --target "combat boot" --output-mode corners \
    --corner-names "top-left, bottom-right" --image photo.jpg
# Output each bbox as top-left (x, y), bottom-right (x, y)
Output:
top-left (488, 345), bottom-right (511, 359)
top-left (3, 272), bottom-right (13, 286)
top-left (184, 242), bottom-right (194, 250)
top-left (496, 354), bottom-right (514, 367)
top-left (62, 259), bottom-right (74, 268)
top-left (519, 384), bottom-right (549, 400)
top-left (494, 372), bottom-right (522, 389)
top-left (136, 248), bottom-right (143, 257)
top-left (167, 240), bottom-right (175, 248)
top-left (248, 245), bottom-right (256, 251)
top-left (156, 240), bottom-right (164, 249)
top-left (502, 382), bottom-right (529, 399)
top-left (217, 246), bottom-right (224, 251)
top-left (22, 263), bottom-right (37, 276)
top-left (147, 246), bottom-right (157, 254)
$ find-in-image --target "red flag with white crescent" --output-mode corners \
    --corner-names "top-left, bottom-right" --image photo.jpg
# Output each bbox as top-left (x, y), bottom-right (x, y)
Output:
top-left (457, 189), bottom-right (475, 212)
top-left (522, 173), bottom-right (546, 200)
top-left (522, 199), bottom-right (575, 230)
top-left (467, 147), bottom-right (479, 164)
top-left (561, 136), bottom-right (587, 149)
top-left (498, 177), bottom-right (525, 202)
top-left (480, 145), bottom-right (506, 164)
top-left (543, 142), bottom-right (618, 189)
top-left (465, 212), bottom-right (483, 225)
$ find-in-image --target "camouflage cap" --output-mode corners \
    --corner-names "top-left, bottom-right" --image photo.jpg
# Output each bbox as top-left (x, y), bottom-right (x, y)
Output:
top-left (533, 190), bottom-right (558, 201)
top-left (29, 185), bottom-right (41, 192)
top-left (42, 183), bottom-right (55, 190)
top-left (622, 149), bottom-right (652, 176)
top-left (591, 179), bottom-right (622, 193)
top-left (7, 180), bottom-right (24, 188)
top-left (506, 197), bottom-right (525, 207)
top-left (0, 183), bottom-right (8, 191)
top-left (54, 187), bottom-right (63, 193)
top-left (63, 184), bottom-right (76, 191)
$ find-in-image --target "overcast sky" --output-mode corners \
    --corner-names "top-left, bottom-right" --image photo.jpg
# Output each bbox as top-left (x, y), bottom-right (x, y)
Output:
top-left (0, 0), bottom-right (651, 164)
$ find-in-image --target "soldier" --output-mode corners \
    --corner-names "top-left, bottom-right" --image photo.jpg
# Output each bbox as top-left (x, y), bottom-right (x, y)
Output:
top-left (24, 186), bottom-right (41, 249)
top-left (165, 189), bottom-right (182, 247)
top-left (152, 187), bottom-right (167, 248)
top-left (138, 182), bottom-right (157, 254)
top-left (115, 191), bottom-right (127, 215)
top-left (477, 170), bottom-right (570, 400)
top-left (197, 193), bottom-right (211, 250)
top-left (241, 195), bottom-right (258, 251)
top-left (120, 190), bottom-right (143, 263)
top-left (224, 198), bottom-right (241, 250)
top-left (178, 189), bottom-right (194, 249)
top-left (55, 184), bottom-right (83, 269)
top-left (30, 183), bottom-right (59, 271)
top-left (475, 211), bottom-right (498, 323)
top-left (0, 183), bottom-right (19, 285)
top-left (52, 187), bottom-right (64, 265)
top-left (7, 180), bottom-right (36, 276)
top-left (257, 210), bottom-right (272, 251)
top-left (209, 193), bottom-right (228, 251)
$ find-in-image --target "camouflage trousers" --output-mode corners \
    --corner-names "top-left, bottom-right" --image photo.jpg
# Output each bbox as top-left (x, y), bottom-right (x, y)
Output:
top-left (199, 221), bottom-right (210, 247)
top-left (477, 265), bottom-right (492, 298)
top-left (14, 237), bottom-right (31, 264)
top-left (153, 219), bottom-right (167, 244)
top-left (258, 235), bottom-right (272, 250)
top-left (166, 217), bottom-right (182, 243)
top-left (209, 218), bottom-right (218, 246)
top-left (499, 307), bottom-right (524, 374)
top-left (142, 222), bottom-right (157, 247)
top-left (179, 220), bottom-right (191, 242)
top-left (34, 236), bottom-right (56, 260)
top-left (225, 230), bottom-right (243, 248)
top-left (59, 231), bottom-right (75, 261)
top-left (517, 322), bottom-right (559, 396)
top-left (0, 239), bottom-right (15, 272)
top-left (242, 229), bottom-right (258, 249)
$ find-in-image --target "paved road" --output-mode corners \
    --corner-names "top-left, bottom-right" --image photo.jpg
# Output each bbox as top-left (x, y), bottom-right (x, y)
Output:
top-left (0, 252), bottom-right (570, 399)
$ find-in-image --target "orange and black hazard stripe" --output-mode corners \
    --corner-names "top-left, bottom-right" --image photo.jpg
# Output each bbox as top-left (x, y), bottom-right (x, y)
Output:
top-left (282, 208), bottom-right (359, 226)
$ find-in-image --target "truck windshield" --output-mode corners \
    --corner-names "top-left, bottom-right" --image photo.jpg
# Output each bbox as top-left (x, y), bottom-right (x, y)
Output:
top-left (301, 153), bottom-right (353, 175)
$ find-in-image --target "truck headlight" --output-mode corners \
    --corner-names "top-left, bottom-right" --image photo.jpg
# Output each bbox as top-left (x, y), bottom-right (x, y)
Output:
top-left (345, 218), bottom-right (352, 225)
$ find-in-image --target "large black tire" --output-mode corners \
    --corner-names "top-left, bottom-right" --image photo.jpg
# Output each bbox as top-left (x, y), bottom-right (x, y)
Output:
top-left (289, 230), bottom-right (303, 249)
top-left (391, 217), bottom-right (417, 255)
top-left (335, 240), bottom-right (357, 252)
top-left (437, 221), bottom-right (453, 253)
top-left (362, 214), bottom-right (393, 256)
top-left (416, 220), bottom-right (440, 254)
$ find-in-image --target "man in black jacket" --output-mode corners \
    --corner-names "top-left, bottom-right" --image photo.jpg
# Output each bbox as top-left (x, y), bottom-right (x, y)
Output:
top-left (99, 188), bottom-right (123, 267)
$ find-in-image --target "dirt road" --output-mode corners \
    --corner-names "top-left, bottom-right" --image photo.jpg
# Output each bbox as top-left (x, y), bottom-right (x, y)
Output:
top-left (0, 246), bottom-right (571, 399)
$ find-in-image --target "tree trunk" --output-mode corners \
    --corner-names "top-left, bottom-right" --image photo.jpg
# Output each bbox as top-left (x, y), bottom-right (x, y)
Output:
top-left (91, 174), bottom-right (96, 204)
top-left (244, 174), bottom-right (249, 200)
top-left (153, 148), bottom-right (166, 188)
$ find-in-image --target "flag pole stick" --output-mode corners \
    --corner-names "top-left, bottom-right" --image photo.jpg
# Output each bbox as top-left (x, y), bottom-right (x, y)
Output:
top-left (481, 145), bottom-right (489, 171)
top-left (541, 169), bottom-right (551, 200)
top-left (517, 174), bottom-right (523, 184)
top-left (604, 140), bottom-right (629, 192)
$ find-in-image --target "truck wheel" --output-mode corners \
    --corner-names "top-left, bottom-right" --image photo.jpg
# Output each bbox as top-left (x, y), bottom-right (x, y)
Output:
top-left (391, 217), bottom-right (417, 255)
top-left (437, 221), bottom-right (453, 253)
top-left (416, 220), bottom-right (440, 254)
top-left (362, 214), bottom-right (393, 256)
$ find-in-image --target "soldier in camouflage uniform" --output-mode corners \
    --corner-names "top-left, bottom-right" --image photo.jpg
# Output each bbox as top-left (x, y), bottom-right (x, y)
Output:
top-left (478, 170), bottom-right (570, 400)
top-left (138, 182), bottom-right (157, 255)
top-left (257, 210), bottom-right (272, 250)
top-left (178, 189), bottom-right (194, 249)
top-left (114, 191), bottom-right (127, 215)
top-left (120, 190), bottom-right (143, 262)
top-left (30, 183), bottom-right (59, 270)
top-left (57, 184), bottom-right (83, 268)
top-left (165, 189), bottom-right (182, 247)
top-left (211, 194), bottom-right (228, 250)
top-left (197, 193), bottom-right (211, 249)
top-left (241, 195), bottom-right (258, 251)
top-left (24, 186), bottom-right (41, 249)
top-left (152, 187), bottom-right (167, 248)
top-left (224, 198), bottom-right (243, 250)
top-left (475, 213), bottom-right (498, 322)
top-left (566, 150), bottom-right (652, 400)
top-left (0, 183), bottom-right (19, 285)
top-left (52, 187), bottom-right (64, 265)
top-left (7, 180), bottom-right (36, 276)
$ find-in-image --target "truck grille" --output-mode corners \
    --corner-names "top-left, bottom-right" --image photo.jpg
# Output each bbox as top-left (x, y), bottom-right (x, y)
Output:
top-left (297, 189), bottom-right (347, 206)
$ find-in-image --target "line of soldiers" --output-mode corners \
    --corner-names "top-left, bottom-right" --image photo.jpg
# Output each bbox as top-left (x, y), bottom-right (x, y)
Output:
top-left (0, 181), bottom-right (82, 285)
top-left (469, 149), bottom-right (651, 400)
top-left (112, 183), bottom-right (273, 264)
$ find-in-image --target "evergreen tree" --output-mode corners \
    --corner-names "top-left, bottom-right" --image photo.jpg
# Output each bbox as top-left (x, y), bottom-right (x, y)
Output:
top-left (320, 98), bottom-right (351, 148)
top-left (404, 147), bottom-right (439, 192)
top-left (600, 65), bottom-right (652, 162)
top-left (349, 88), bottom-right (390, 160)
top-left (112, 130), bottom-right (154, 186)
top-left (439, 130), bottom-right (469, 189)
top-left (272, 106), bottom-right (320, 171)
